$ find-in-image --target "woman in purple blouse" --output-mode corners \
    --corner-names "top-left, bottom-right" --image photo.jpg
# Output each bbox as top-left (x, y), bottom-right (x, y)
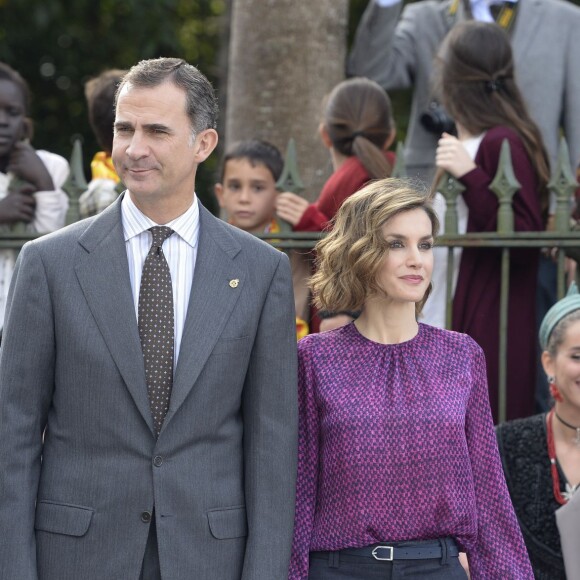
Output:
top-left (288, 178), bottom-right (533, 579)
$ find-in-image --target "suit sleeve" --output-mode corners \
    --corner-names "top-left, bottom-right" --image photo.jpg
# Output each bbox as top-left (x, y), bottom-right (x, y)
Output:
top-left (347, 0), bottom-right (418, 90)
top-left (0, 242), bottom-right (56, 580)
top-left (563, 6), bottom-right (580, 174)
top-left (240, 251), bottom-right (298, 580)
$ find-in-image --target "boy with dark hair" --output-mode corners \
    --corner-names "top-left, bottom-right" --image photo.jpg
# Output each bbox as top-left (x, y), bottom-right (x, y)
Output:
top-left (0, 61), bottom-right (69, 326)
top-left (79, 69), bottom-right (126, 218)
top-left (215, 139), bottom-right (284, 234)
top-left (215, 139), bottom-right (310, 337)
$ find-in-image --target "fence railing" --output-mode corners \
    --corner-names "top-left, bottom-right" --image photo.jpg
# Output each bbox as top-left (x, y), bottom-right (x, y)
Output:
top-left (3, 137), bottom-right (579, 422)
top-left (262, 138), bottom-right (580, 423)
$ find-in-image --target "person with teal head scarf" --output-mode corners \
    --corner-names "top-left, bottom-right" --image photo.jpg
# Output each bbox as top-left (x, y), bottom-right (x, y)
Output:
top-left (496, 282), bottom-right (580, 579)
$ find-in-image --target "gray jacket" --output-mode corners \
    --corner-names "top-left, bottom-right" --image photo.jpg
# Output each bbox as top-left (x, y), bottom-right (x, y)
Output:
top-left (348, 0), bottom-right (580, 184)
top-left (0, 196), bottom-right (298, 580)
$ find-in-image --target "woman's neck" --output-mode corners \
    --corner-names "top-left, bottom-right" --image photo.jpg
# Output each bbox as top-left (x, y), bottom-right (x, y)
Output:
top-left (354, 298), bottom-right (418, 344)
top-left (553, 403), bottom-right (580, 439)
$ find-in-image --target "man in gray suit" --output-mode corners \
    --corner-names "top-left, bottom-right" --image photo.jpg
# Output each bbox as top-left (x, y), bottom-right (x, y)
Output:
top-left (348, 0), bottom-right (580, 185)
top-left (0, 58), bottom-right (298, 580)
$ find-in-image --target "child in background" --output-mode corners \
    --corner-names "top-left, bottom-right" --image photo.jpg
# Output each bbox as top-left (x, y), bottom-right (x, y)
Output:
top-left (79, 69), bottom-right (126, 218)
top-left (276, 77), bottom-right (396, 332)
top-left (427, 21), bottom-right (547, 421)
top-left (215, 139), bottom-right (310, 338)
top-left (0, 62), bottom-right (69, 327)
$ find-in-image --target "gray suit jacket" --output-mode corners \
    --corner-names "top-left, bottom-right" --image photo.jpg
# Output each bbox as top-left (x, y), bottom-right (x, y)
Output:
top-left (348, 0), bottom-right (580, 185)
top-left (0, 196), bottom-right (298, 580)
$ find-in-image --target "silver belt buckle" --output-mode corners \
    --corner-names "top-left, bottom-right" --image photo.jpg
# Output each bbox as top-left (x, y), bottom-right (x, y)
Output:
top-left (372, 545), bottom-right (394, 561)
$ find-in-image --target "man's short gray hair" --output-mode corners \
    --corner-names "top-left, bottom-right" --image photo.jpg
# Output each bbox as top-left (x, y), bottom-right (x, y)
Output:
top-left (115, 57), bottom-right (218, 136)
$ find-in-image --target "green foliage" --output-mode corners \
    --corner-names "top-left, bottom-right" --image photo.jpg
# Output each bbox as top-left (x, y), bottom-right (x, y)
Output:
top-left (0, 0), bottom-right (225, 212)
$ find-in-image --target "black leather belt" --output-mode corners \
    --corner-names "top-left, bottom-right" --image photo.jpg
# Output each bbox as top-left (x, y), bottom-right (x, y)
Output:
top-left (312, 539), bottom-right (459, 562)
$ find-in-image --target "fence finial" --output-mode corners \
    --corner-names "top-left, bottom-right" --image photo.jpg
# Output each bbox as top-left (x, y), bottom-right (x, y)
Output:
top-left (490, 139), bottom-right (520, 234)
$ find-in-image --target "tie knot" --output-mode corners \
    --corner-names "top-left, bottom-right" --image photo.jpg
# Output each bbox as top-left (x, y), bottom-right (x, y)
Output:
top-left (149, 226), bottom-right (174, 249)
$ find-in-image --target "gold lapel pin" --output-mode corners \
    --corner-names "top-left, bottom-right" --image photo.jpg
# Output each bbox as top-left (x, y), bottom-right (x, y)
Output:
top-left (229, 279), bottom-right (239, 288)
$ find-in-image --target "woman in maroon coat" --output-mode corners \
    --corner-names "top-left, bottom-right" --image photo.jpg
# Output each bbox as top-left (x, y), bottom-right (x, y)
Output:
top-left (433, 21), bottom-right (549, 421)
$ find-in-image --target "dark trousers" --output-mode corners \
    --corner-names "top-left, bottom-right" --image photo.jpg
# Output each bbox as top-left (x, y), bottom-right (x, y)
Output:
top-left (309, 539), bottom-right (468, 580)
top-left (140, 517), bottom-right (162, 580)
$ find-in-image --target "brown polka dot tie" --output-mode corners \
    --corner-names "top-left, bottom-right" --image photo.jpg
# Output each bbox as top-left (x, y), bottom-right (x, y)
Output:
top-left (138, 226), bottom-right (175, 436)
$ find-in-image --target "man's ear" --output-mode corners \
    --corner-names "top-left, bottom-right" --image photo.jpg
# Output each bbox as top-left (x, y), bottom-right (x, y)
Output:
top-left (214, 182), bottom-right (226, 208)
top-left (193, 129), bottom-right (218, 163)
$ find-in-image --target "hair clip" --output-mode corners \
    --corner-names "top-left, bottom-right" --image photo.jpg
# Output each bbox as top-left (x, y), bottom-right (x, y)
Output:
top-left (485, 79), bottom-right (503, 93)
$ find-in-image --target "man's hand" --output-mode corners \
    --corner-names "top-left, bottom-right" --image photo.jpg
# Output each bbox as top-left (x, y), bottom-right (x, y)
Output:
top-left (7, 142), bottom-right (54, 192)
top-left (435, 132), bottom-right (476, 179)
top-left (275, 192), bottom-right (310, 226)
top-left (0, 193), bottom-right (36, 224)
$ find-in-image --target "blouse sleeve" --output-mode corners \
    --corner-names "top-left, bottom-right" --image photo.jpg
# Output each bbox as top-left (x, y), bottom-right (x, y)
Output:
top-left (464, 343), bottom-right (534, 579)
top-left (288, 340), bottom-right (320, 580)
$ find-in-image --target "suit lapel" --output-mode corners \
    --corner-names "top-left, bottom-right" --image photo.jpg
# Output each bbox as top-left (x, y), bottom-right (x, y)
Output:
top-left (512, 0), bottom-right (542, 59)
top-left (74, 197), bottom-right (153, 434)
top-left (162, 206), bottom-right (243, 431)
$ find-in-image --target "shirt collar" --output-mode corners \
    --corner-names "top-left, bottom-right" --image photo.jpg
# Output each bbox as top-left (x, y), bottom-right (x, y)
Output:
top-left (121, 192), bottom-right (200, 249)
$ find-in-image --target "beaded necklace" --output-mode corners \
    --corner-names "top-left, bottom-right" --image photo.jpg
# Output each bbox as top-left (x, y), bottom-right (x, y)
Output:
top-left (547, 409), bottom-right (571, 505)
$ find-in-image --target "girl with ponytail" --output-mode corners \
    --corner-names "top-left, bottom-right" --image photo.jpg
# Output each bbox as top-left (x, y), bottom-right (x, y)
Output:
top-left (427, 21), bottom-right (547, 421)
top-left (275, 77), bottom-right (396, 232)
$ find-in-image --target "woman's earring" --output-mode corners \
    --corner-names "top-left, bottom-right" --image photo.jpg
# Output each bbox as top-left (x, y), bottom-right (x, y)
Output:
top-left (548, 376), bottom-right (564, 402)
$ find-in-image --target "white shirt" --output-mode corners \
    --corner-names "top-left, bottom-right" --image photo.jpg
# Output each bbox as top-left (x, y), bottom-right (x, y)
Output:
top-left (421, 134), bottom-right (484, 328)
top-left (0, 150), bottom-right (69, 328)
top-left (121, 193), bottom-right (199, 368)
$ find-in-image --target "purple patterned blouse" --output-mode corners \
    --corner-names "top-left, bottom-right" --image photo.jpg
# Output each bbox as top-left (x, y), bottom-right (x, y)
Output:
top-left (289, 323), bottom-right (533, 579)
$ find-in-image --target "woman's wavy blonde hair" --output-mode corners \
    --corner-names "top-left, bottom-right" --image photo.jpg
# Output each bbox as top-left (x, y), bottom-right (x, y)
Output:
top-left (311, 178), bottom-right (439, 315)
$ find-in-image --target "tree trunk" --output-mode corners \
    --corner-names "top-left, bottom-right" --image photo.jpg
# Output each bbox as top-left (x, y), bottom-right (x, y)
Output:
top-left (226, 0), bottom-right (348, 200)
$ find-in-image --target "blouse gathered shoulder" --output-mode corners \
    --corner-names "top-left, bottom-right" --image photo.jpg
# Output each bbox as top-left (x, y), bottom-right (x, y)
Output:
top-left (289, 322), bottom-right (533, 580)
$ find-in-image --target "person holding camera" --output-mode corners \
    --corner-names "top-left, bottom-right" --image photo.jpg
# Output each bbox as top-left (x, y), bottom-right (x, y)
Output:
top-left (348, 0), bottom-right (580, 187)
top-left (429, 22), bottom-right (547, 421)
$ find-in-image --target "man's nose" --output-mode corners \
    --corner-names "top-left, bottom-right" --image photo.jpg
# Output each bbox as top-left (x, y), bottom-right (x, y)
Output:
top-left (125, 132), bottom-right (149, 159)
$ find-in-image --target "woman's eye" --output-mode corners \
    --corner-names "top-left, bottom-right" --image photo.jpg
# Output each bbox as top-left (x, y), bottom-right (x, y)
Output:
top-left (419, 242), bottom-right (433, 250)
top-left (389, 240), bottom-right (403, 249)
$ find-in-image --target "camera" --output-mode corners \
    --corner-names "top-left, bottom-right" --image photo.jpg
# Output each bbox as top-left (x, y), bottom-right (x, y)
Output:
top-left (420, 102), bottom-right (456, 136)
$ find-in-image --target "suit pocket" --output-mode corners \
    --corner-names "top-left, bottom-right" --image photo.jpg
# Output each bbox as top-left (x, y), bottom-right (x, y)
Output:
top-left (207, 505), bottom-right (247, 539)
top-left (34, 500), bottom-right (94, 537)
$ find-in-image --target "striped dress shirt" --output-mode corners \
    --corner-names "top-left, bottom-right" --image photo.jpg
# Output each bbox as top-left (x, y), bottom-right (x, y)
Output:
top-left (121, 192), bottom-right (199, 368)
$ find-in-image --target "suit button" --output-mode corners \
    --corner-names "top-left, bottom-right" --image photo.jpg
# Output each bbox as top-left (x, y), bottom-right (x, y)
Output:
top-left (153, 456), bottom-right (163, 467)
top-left (141, 511), bottom-right (152, 523)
